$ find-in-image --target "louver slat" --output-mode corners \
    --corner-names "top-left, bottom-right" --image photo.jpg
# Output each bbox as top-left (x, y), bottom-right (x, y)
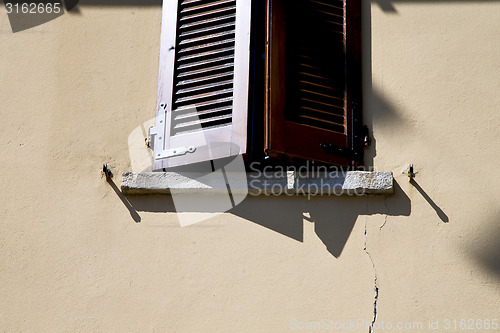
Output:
top-left (266, 0), bottom-right (362, 166)
top-left (172, 0), bottom-right (237, 136)
top-left (288, 0), bottom-right (346, 134)
top-left (153, 0), bottom-right (251, 169)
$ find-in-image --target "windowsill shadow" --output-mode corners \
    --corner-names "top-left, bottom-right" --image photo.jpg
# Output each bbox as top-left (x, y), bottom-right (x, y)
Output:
top-left (126, 180), bottom-right (411, 258)
top-left (309, 180), bottom-right (410, 257)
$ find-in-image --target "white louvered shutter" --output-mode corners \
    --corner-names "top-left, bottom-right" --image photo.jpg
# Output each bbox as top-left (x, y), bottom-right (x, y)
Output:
top-left (151, 0), bottom-right (252, 170)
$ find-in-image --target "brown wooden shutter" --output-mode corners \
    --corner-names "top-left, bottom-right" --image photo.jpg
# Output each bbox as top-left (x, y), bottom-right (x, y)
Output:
top-left (152, 0), bottom-right (252, 170)
top-left (265, 0), bottom-right (363, 166)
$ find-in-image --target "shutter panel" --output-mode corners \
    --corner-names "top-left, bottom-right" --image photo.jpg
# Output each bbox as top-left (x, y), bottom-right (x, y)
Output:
top-left (152, 0), bottom-right (252, 170)
top-left (265, 0), bottom-right (362, 166)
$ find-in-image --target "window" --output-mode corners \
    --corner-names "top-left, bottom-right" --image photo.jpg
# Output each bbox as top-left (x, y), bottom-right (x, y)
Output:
top-left (150, 0), bottom-right (365, 171)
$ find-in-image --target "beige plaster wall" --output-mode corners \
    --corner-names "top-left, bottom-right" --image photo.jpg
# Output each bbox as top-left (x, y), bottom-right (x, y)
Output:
top-left (0, 1), bottom-right (499, 332)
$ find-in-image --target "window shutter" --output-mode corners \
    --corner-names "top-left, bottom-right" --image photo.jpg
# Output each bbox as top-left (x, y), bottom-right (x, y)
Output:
top-left (151, 0), bottom-right (252, 170)
top-left (265, 0), bottom-right (363, 167)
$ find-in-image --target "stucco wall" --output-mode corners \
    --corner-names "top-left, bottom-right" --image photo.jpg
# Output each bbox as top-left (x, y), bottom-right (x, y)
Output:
top-left (1, 1), bottom-right (499, 332)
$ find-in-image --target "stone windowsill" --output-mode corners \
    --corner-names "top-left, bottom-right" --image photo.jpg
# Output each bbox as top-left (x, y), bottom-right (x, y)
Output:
top-left (121, 171), bottom-right (394, 196)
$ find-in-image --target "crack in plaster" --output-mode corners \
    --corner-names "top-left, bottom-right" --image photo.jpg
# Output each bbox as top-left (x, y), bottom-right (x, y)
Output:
top-left (364, 216), bottom-right (379, 333)
top-left (379, 197), bottom-right (389, 230)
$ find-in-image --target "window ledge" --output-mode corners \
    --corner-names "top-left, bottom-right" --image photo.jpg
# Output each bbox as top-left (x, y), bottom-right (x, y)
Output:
top-left (121, 171), bottom-right (394, 196)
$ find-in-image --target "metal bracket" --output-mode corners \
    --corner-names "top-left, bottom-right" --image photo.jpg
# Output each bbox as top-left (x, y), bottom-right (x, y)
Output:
top-left (148, 102), bottom-right (197, 160)
top-left (155, 146), bottom-right (196, 159)
top-left (362, 125), bottom-right (371, 147)
top-left (408, 164), bottom-right (415, 180)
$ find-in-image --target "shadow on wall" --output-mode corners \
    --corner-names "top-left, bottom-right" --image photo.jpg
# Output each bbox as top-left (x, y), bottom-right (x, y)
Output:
top-left (471, 213), bottom-right (500, 280)
top-left (107, 177), bottom-right (142, 223)
top-left (2, 0), bottom-right (162, 32)
top-left (231, 180), bottom-right (411, 257)
top-left (71, 0), bottom-right (160, 6)
top-left (371, 0), bottom-right (500, 12)
top-left (127, 181), bottom-right (411, 258)
top-left (64, 0), bottom-right (161, 13)
top-left (410, 179), bottom-right (449, 223)
top-left (9, 0), bottom-right (500, 32)
top-left (68, 0), bottom-right (500, 11)
top-left (9, 0), bottom-right (499, 32)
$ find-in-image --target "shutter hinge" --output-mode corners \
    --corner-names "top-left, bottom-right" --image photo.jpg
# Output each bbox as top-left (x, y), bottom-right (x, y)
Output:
top-left (148, 102), bottom-right (197, 160)
top-left (153, 145), bottom-right (197, 159)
